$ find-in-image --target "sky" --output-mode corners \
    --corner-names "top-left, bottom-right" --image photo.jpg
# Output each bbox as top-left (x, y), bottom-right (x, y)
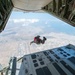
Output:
top-left (5, 12), bottom-right (75, 35)
top-left (0, 11), bottom-right (75, 67)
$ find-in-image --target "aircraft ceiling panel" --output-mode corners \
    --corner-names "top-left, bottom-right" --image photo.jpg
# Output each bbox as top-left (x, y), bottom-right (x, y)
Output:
top-left (12, 0), bottom-right (52, 11)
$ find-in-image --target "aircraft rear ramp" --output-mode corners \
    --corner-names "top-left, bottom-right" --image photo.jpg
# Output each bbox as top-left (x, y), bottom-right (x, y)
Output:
top-left (18, 44), bottom-right (75, 75)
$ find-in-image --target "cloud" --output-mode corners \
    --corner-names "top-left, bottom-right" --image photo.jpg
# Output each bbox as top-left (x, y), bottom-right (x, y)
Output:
top-left (9, 19), bottom-right (39, 24)
top-left (42, 32), bottom-right (75, 45)
top-left (0, 31), bottom-right (75, 67)
top-left (44, 19), bottom-right (61, 26)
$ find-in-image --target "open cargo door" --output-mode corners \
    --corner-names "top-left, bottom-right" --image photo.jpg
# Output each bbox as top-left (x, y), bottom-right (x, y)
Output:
top-left (0, 0), bottom-right (13, 32)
